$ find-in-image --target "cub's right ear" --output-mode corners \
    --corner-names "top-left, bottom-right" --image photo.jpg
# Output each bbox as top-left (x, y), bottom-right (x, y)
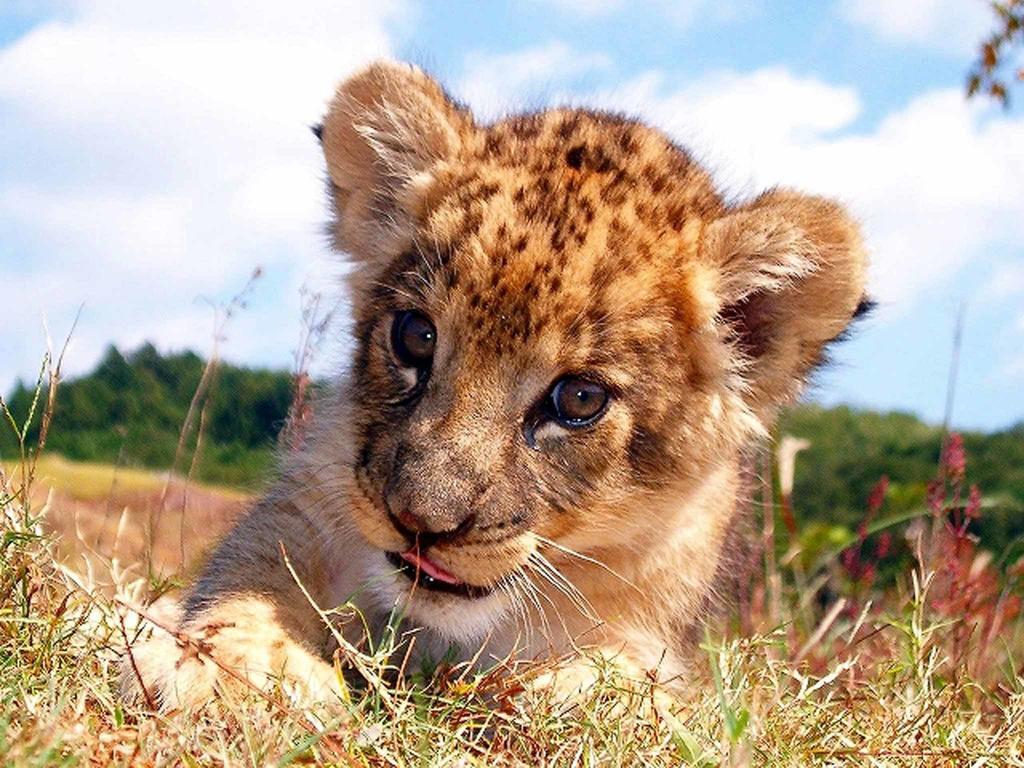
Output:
top-left (702, 190), bottom-right (869, 425)
top-left (320, 61), bottom-right (473, 261)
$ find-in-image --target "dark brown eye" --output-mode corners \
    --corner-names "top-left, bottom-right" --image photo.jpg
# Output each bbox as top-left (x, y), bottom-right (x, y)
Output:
top-left (547, 376), bottom-right (609, 427)
top-left (391, 311), bottom-right (436, 368)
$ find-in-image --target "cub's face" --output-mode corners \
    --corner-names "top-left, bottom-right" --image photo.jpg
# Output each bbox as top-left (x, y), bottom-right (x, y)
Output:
top-left (318, 62), bottom-right (867, 638)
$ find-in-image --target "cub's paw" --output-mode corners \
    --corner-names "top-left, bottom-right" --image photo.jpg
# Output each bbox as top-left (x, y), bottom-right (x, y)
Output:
top-left (119, 597), bottom-right (343, 712)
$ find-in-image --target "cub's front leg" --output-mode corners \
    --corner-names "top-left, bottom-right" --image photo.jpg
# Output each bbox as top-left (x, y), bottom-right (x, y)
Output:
top-left (120, 499), bottom-right (345, 711)
top-left (121, 595), bottom-right (343, 711)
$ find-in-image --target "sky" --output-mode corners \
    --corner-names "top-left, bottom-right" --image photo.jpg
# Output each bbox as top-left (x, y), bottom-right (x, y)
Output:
top-left (1, 0), bottom-right (1022, 431)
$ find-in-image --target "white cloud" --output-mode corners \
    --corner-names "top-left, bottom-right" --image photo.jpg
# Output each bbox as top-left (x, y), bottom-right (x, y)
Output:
top-left (984, 262), bottom-right (1024, 301)
top-left (457, 42), bottom-right (611, 120)
top-left (837, 0), bottom-right (992, 55)
top-left (0, 0), bottom-right (404, 389)
top-left (536, 0), bottom-right (761, 26)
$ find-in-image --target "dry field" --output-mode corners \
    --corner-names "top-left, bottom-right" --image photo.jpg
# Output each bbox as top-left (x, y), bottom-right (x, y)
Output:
top-left (6, 454), bottom-right (248, 586)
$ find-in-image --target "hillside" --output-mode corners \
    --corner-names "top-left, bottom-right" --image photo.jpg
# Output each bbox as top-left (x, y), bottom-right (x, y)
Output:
top-left (779, 406), bottom-right (1024, 549)
top-left (3, 342), bottom-right (1022, 539)
top-left (1, 344), bottom-right (293, 488)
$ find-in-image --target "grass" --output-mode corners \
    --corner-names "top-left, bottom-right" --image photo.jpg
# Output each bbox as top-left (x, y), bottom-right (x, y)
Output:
top-left (2, 454), bottom-right (250, 503)
top-left (4, 358), bottom-right (1024, 766)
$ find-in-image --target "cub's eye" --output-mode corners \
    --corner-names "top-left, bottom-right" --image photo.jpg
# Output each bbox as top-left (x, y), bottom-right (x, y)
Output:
top-left (547, 376), bottom-right (609, 427)
top-left (391, 311), bottom-right (436, 368)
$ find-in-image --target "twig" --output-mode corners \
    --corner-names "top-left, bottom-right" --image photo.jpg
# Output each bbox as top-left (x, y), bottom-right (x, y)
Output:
top-left (37, 304), bottom-right (80, 457)
top-left (277, 541), bottom-right (394, 710)
top-left (931, 300), bottom-right (966, 568)
top-left (116, 605), bottom-right (157, 710)
top-left (940, 299), bottom-right (966, 441)
top-left (148, 267), bottom-right (261, 573)
top-left (794, 598), bottom-right (847, 663)
top-left (762, 451), bottom-right (780, 629)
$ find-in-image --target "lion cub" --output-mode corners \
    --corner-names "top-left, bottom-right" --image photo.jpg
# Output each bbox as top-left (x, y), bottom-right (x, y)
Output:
top-left (123, 61), bottom-right (867, 709)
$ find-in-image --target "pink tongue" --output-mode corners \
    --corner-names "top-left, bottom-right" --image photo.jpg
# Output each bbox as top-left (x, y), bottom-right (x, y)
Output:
top-left (400, 549), bottom-right (462, 585)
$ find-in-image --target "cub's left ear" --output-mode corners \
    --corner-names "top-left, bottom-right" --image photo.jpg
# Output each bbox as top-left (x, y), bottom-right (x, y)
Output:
top-left (703, 189), bottom-right (869, 420)
top-left (319, 61), bottom-right (473, 263)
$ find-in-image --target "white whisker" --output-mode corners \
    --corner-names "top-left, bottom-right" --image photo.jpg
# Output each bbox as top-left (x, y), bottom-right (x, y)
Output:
top-left (534, 534), bottom-right (644, 595)
top-left (528, 551), bottom-right (599, 623)
top-left (513, 569), bottom-right (553, 646)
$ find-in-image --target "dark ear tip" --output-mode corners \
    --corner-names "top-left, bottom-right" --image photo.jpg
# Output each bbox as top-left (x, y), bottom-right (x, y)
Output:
top-left (826, 294), bottom-right (875, 346)
top-left (852, 295), bottom-right (876, 321)
top-left (311, 123), bottom-right (324, 143)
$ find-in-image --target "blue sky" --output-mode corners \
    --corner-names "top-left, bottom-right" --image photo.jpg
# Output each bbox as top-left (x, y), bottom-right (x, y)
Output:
top-left (1, 0), bottom-right (1022, 431)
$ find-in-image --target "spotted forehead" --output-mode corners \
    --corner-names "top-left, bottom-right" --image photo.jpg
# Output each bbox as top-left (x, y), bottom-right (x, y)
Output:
top-left (426, 111), bottom-right (717, 221)
top-left (379, 110), bottom-right (723, 359)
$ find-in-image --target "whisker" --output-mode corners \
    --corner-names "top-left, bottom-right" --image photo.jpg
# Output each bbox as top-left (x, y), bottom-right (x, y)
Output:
top-left (368, 279), bottom-right (420, 305)
top-left (499, 574), bottom-right (532, 648)
top-left (513, 569), bottom-right (553, 646)
top-left (534, 534), bottom-right (645, 595)
top-left (528, 551), bottom-right (599, 622)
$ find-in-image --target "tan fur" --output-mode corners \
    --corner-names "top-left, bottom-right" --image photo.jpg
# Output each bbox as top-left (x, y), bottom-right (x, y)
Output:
top-left (121, 61), bottom-right (868, 710)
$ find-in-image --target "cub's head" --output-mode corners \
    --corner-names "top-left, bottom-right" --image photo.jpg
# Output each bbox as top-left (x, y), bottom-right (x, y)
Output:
top-left (318, 62), bottom-right (867, 639)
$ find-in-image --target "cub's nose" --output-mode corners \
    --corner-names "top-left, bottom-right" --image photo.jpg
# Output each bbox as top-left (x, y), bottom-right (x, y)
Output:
top-left (388, 508), bottom-right (477, 546)
top-left (392, 508), bottom-right (422, 534)
top-left (383, 446), bottom-right (485, 542)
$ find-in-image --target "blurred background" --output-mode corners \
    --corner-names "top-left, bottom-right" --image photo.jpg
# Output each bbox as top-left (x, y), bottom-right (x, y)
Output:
top-left (0, 1), bottom-right (1021, 577)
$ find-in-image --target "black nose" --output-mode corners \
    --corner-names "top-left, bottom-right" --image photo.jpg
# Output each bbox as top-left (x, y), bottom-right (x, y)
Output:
top-left (387, 508), bottom-right (477, 548)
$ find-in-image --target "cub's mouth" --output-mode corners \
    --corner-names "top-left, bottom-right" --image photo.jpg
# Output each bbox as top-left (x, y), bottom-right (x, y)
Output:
top-left (385, 550), bottom-right (496, 600)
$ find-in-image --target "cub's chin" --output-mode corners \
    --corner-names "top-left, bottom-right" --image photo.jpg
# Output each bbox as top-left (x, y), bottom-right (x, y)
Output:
top-left (367, 550), bottom-right (513, 644)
